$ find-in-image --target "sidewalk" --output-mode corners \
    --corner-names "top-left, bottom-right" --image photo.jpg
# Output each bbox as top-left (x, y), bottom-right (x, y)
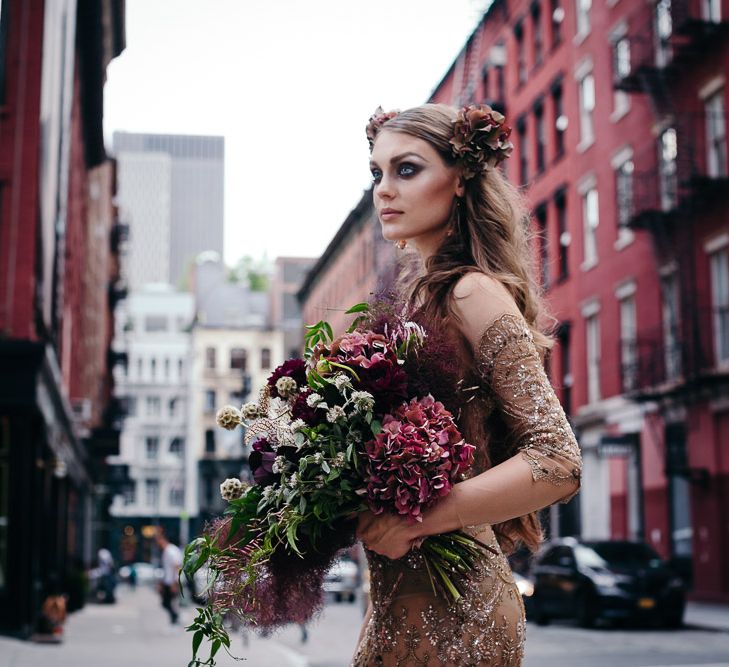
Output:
top-left (685, 602), bottom-right (729, 633)
top-left (0, 585), bottom-right (328, 667)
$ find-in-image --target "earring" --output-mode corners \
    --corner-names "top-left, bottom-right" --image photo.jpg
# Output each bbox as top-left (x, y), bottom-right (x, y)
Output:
top-left (395, 239), bottom-right (407, 250)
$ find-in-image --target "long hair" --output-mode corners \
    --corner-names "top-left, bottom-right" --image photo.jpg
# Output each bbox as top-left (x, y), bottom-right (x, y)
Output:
top-left (372, 103), bottom-right (557, 553)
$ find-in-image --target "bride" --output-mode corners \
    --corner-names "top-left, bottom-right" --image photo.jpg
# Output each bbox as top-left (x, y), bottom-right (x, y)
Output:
top-left (353, 103), bottom-right (582, 666)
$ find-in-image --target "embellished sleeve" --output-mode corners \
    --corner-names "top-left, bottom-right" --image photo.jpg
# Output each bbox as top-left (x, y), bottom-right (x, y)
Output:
top-left (476, 313), bottom-right (582, 502)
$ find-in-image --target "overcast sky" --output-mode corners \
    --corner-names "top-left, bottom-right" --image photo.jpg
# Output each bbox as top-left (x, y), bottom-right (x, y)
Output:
top-left (103, 1), bottom-right (488, 265)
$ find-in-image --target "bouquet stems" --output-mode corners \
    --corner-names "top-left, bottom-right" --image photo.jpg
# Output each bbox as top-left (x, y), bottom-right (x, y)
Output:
top-left (417, 531), bottom-right (497, 603)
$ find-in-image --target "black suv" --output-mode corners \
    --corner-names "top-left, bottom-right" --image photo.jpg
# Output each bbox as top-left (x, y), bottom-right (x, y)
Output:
top-left (530, 538), bottom-right (686, 628)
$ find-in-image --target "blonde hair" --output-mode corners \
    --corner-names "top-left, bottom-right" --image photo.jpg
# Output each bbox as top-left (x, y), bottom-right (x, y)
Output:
top-left (373, 103), bottom-right (557, 552)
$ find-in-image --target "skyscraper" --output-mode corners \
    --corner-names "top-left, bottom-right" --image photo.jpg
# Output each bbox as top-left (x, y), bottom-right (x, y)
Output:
top-left (113, 132), bottom-right (224, 289)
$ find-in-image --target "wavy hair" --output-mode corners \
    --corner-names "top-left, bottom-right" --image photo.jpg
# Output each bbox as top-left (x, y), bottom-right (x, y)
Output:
top-left (370, 103), bottom-right (557, 553)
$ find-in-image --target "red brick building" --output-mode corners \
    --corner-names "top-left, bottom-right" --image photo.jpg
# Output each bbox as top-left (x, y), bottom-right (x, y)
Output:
top-left (301, 1), bottom-right (728, 601)
top-left (0, 0), bottom-right (126, 634)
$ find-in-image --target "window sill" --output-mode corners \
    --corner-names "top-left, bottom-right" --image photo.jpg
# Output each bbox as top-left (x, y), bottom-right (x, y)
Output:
top-left (573, 30), bottom-right (590, 47)
top-left (577, 137), bottom-right (595, 154)
top-left (581, 258), bottom-right (598, 272)
top-left (614, 230), bottom-right (635, 251)
top-left (610, 102), bottom-right (631, 124)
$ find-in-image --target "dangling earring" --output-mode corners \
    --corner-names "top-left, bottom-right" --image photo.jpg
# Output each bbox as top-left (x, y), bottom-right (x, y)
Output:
top-left (447, 198), bottom-right (463, 238)
top-left (395, 239), bottom-right (407, 250)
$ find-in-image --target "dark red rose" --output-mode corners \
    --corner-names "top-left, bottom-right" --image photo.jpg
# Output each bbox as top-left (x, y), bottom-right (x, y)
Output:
top-left (291, 389), bottom-right (323, 426)
top-left (248, 438), bottom-right (277, 486)
top-left (267, 359), bottom-right (307, 399)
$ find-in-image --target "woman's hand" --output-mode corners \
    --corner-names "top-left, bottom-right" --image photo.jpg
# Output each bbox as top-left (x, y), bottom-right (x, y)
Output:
top-left (356, 511), bottom-right (423, 560)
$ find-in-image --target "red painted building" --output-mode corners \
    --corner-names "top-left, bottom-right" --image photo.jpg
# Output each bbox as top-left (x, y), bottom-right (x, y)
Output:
top-left (302, 0), bottom-right (728, 602)
top-left (428, 0), bottom-right (729, 601)
top-left (0, 0), bottom-right (126, 634)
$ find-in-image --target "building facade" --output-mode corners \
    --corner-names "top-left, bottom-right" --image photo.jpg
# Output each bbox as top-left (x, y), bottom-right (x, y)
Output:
top-left (108, 286), bottom-right (195, 559)
top-left (0, 0), bottom-right (125, 635)
top-left (428, 0), bottom-right (729, 599)
top-left (113, 132), bottom-right (225, 290)
top-left (270, 256), bottom-right (318, 358)
top-left (189, 255), bottom-right (284, 527)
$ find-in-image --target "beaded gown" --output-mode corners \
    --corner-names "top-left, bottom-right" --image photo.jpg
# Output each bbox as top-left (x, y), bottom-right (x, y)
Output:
top-left (351, 313), bottom-right (583, 666)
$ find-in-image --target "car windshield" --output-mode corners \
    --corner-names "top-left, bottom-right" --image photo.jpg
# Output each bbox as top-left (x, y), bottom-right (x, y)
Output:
top-left (580, 542), bottom-right (663, 568)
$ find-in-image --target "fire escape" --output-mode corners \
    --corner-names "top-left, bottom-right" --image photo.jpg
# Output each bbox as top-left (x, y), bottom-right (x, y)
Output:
top-left (614, 0), bottom-right (729, 414)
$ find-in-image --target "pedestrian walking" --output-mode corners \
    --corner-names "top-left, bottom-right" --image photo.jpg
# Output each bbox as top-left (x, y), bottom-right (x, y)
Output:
top-left (154, 528), bottom-right (183, 625)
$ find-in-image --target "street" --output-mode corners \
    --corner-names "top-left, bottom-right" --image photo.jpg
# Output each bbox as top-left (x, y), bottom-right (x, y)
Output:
top-left (0, 585), bottom-right (727, 667)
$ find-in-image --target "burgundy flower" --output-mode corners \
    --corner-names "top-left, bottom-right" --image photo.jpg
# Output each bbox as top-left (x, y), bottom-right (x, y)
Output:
top-left (248, 438), bottom-right (277, 486)
top-left (291, 389), bottom-right (323, 426)
top-left (364, 395), bottom-right (475, 523)
top-left (267, 359), bottom-right (307, 399)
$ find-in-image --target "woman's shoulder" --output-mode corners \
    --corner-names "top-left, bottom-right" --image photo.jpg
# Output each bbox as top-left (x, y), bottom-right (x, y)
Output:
top-left (451, 271), bottom-right (524, 349)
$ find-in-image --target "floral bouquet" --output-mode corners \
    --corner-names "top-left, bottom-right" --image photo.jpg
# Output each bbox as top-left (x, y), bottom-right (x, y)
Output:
top-left (183, 302), bottom-right (494, 666)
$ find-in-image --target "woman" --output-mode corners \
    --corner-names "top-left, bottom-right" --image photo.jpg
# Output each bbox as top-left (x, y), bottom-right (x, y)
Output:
top-left (353, 104), bottom-right (582, 666)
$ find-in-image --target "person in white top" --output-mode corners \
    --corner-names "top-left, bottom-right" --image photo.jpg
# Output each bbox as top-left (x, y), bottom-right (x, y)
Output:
top-left (154, 528), bottom-right (183, 624)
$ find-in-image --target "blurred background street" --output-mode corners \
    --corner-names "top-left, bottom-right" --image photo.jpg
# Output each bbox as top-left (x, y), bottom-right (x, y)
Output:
top-left (1, 0), bottom-right (729, 663)
top-left (0, 584), bottom-right (728, 667)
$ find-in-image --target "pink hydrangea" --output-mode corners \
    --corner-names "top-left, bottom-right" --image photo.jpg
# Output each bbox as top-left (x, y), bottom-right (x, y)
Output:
top-left (364, 395), bottom-right (475, 523)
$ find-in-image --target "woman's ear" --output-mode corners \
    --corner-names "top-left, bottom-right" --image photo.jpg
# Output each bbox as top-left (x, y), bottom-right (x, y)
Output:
top-left (455, 177), bottom-right (466, 199)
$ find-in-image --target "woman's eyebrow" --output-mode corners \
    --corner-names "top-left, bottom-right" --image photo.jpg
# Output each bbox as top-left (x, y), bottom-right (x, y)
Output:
top-left (369, 151), bottom-right (429, 168)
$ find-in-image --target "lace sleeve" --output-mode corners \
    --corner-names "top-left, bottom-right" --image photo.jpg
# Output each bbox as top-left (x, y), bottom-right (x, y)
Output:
top-left (476, 313), bottom-right (582, 503)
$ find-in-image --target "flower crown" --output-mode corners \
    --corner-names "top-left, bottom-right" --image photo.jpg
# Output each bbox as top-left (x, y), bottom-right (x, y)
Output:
top-left (366, 104), bottom-right (513, 179)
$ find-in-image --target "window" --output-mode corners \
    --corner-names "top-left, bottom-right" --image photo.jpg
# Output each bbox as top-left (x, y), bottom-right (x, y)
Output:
top-left (230, 348), bottom-right (247, 371)
top-left (558, 323), bottom-right (572, 414)
top-left (612, 36), bottom-right (631, 117)
top-left (146, 396), bottom-right (160, 417)
top-left (535, 204), bottom-right (550, 289)
top-left (517, 116), bottom-right (529, 184)
top-left (204, 389), bottom-right (216, 414)
top-left (615, 158), bottom-right (634, 228)
top-left (586, 314), bottom-right (601, 403)
top-left (145, 479), bottom-right (159, 507)
top-left (619, 295), bottom-right (638, 391)
top-left (515, 21), bottom-right (527, 85)
top-left (658, 128), bottom-right (678, 210)
top-left (136, 357), bottom-right (143, 378)
top-left (703, 0), bottom-right (721, 22)
top-left (169, 485), bottom-right (184, 507)
top-left (150, 358), bottom-right (156, 380)
top-left (705, 90), bottom-right (727, 178)
top-left (168, 397), bottom-right (177, 417)
top-left (575, 0), bottom-right (591, 38)
top-left (178, 358), bottom-right (184, 378)
top-left (261, 348), bottom-right (271, 370)
top-left (204, 429), bottom-right (216, 454)
top-left (555, 189), bottom-right (569, 280)
top-left (205, 347), bottom-right (216, 370)
top-left (495, 46), bottom-right (506, 102)
top-left (0, 0), bottom-right (9, 105)
top-left (552, 81), bottom-right (566, 158)
top-left (661, 272), bottom-right (682, 380)
top-left (582, 188), bottom-right (599, 267)
top-left (125, 396), bottom-right (137, 417)
top-left (169, 437), bottom-right (184, 457)
top-left (164, 358), bottom-right (170, 378)
top-left (144, 315), bottom-right (167, 332)
top-left (145, 436), bottom-right (159, 460)
top-left (654, 0), bottom-right (673, 68)
top-left (532, 2), bottom-right (544, 65)
top-left (123, 482), bottom-right (135, 506)
top-left (710, 247), bottom-right (729, 365)
top-left (534, 102), bottom-right (546, 173)
top-left (578, 73), bottom-right (595, 147)
top-left (551, 0), bottom-right (563, 47)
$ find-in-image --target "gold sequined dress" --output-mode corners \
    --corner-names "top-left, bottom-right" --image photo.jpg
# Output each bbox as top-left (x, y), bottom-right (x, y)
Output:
top-left (352, 313), bottom-right (583, 666)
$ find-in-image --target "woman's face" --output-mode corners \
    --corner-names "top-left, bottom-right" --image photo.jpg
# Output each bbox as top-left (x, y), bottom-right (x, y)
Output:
top-left (370, 130), bottom-right (463, 259)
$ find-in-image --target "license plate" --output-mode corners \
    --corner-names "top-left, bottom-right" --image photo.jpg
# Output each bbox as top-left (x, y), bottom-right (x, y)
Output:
top-left (637, 598), bottom-right (656, 609)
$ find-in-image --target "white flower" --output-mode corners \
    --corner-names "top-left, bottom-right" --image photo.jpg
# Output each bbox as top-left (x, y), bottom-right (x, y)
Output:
top-left (350, 390), bottom-right (375, 413)
top-left (306, 392), bottom-right (323, 407)
top-left (326, 405), bottom-right (346, 423)
top-left (216, 405), bottom-right (242, 431)
top-left (333, 373), bottom-right (351, 391)
top-left (262, 485), bottom-right (275, 501)
top-left (272, 455), bottom-right (287, 474)
top-left (332, 452), bottom-right (346, 469)
top-left (313, 452), bottom-right (323, 464)
top-left (287, 473), bottom-right (299, 489)
top-left (290, 419), bottom-right (307, 432)
top-left (241, 402), bottom-right (260, 420)
top-left (219, 477), bottom-right (245, 501)
top-left (275, 375), bottom-right (298, 399)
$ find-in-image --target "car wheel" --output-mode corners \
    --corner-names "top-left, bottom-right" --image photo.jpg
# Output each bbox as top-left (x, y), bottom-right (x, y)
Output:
top-left (334, 592), bottom-right (342, 603)
top-left (662, 608), bottom-right (684, 629)
top-left (348, 593), bottom-right (356, 603)
top-left (577, 590), bottom-right (596, 628)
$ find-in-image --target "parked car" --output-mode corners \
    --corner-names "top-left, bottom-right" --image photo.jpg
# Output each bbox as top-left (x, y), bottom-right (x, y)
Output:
top-left (324, 555), bottom-right (359, 603)
top-left (530, 538), bottom-right (686, 628)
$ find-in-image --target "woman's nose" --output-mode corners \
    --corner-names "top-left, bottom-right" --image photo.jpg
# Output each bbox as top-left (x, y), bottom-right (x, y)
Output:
top-left (376, 174), bottom-right (395, 199)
